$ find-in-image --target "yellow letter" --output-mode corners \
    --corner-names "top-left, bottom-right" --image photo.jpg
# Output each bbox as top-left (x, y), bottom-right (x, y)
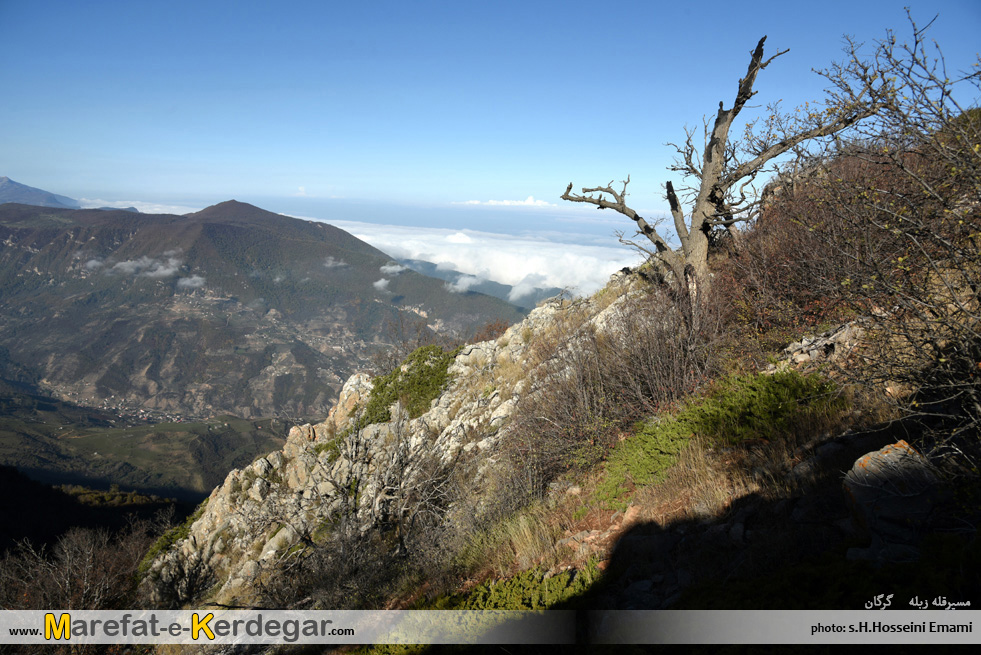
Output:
top-left (192, 613), bottom-right (215, 641)
top-left (44, 613), bottom-right (70, 640)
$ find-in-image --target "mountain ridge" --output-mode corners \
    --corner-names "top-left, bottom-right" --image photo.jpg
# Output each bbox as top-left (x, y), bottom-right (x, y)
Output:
top-left (0, 176), bottom-right (80, 209)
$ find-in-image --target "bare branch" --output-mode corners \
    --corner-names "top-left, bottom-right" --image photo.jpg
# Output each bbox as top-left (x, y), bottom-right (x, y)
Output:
top-left (562, 178), bottom-right (685, 279)
top-left (560, 29), bottom-right (896, 294)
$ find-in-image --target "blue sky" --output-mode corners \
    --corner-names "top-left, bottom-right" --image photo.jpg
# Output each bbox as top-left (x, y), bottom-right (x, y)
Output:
top-left (1, 0), bottom-right (979, 294)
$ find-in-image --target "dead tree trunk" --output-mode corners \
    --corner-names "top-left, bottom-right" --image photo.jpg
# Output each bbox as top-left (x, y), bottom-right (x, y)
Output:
top-left (562, 35), bottom-right (887, 298)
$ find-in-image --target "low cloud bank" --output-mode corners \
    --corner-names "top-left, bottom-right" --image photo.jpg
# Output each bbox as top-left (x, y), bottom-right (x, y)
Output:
top-left (110, 253), bottom-right (181, 278)
top-left (380, 263), bottom-right (407, 275)
top-left (444, 275), bottom-right (481, 293)
top-left (82, 250), bottom-right (205, 288)
top-left (78, 198), bottom-right (203, 215)
top-left (177, 274), bottom-right (206, 288)
top-left (457, 196), bottom-right (555, 207)
top-left (328, 220), bottom-right (642, 296)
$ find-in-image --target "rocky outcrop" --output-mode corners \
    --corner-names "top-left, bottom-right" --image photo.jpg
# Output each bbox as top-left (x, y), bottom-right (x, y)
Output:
top-left (843, 440), bottom-right (941, 563)
top-left (771, 321), bottom-right (865, 369)
top-left (142, 276), bottom-right (643, 607)
top-left (145, 266), bottom-right (939, 611)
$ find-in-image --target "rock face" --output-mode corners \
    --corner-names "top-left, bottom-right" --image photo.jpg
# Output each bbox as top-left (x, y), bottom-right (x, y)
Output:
top-left (772, 321), bottom-right (865, 369)
top-left (843, 440), bottom-right (941, 563)
top-left (143, 275), bottom-right (644, 607)
top-left (146, 268), bottom-right (930, 609)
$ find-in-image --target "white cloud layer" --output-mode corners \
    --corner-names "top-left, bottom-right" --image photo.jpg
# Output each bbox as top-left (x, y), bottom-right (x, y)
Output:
top-left (445, 275), bottom-right (480, 293)
top-left (373, 278), bottom-right (390, 291)
top-left (326, 220), bottom-right (643, 296)
top-left (110, 255), bottom-right (182, 278)
top-left (508, 273), bottom-right (548, 302)
top-left (457, 196), bottom-right (555, 207)
top-left (323, 256), bottom-right (348, 268)
top-left (380, 263), bottom-right (407, 275)
top-left (78, 198), bottom-right (203, 215)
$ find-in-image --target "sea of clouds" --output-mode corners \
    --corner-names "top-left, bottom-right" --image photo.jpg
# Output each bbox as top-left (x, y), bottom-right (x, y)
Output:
top-left (327, 219), bottom-right (643, 298)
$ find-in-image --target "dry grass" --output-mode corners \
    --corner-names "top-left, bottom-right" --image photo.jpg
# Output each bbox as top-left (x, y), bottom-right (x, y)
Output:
top-left (631, 436), bottom-right (765, 525)
top-left (494, 357), bottom-right (528, 401)
top-left (457, 500), bottom-right (571, 578)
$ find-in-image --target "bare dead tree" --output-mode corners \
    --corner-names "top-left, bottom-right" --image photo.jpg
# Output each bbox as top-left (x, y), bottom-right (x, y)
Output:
top-left (562, 33), bottom-right (895, 295)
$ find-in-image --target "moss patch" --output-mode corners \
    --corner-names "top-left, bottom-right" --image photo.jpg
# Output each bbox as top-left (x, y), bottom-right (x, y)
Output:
top-left (359, 344), bottom-right (462, 426)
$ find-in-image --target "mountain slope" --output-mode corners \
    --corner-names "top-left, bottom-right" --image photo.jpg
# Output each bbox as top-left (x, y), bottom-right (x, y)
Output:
top-left (0, 201), bottom-right (524, 420)
top-left (0, 176), bottom-right (80, 209)
top-left (144, 272), bottom-right (979, 615)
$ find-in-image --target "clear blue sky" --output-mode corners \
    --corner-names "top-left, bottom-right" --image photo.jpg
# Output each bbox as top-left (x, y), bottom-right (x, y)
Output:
top-left (1, 0), bottom-right (978, 293)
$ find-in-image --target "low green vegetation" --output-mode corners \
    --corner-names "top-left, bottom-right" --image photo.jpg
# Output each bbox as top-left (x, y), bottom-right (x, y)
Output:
top-left (359, 345), bottom-right (462, 426)
top-left (458, 561), bottom-right (599, 609)
top-left (312, 436), bottom-right (342, 463)
top-left (684, 370), bottom-right (844, 446)
top-left (427, 559), bottom-right (601, 610)
top-left (354, 562), bottom-right (599, 655)
top-left (597, 370), bottom-right (845, 508)
top-left (58, 483), bottom-right (174, 507)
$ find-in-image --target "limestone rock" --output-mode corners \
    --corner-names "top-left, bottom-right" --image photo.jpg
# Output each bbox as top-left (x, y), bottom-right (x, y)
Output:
top-left (326, 371), bottom-right (373, 428)
top-left (773, 320), bottom-right (865, 371)
top-left (843, 440), bottom-right (940, 562)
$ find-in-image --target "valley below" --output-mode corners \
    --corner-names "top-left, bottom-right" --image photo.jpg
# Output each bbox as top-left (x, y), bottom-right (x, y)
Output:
top-left (0, 387), bottom-right (287, 500)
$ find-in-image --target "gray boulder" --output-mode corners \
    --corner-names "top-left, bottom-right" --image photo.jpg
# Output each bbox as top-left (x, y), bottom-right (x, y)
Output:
top-left (843, 440), bottom-right (940, 562)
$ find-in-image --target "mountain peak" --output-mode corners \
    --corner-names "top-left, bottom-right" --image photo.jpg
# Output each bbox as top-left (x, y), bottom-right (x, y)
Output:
top-left (0, 177), bottom-right (79, 209)
top-left (186, 200), bottom-right (283, 222)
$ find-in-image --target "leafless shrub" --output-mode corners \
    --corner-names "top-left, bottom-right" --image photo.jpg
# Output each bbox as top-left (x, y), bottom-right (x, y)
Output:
top-left (253, 408), bottom-right (469, 609)
top-left (768, 16), bottom-right (981, 444)
top-left (0, 518), bottom-right (159, 612)
top-left (503, 284), bottom-right (720, 499)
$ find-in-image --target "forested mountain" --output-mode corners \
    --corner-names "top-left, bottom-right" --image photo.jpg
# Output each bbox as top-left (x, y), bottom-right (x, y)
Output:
top-left (0, 200), bottom-right (523, 420)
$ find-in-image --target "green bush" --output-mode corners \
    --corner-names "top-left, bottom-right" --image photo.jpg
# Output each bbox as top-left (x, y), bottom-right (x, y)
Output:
top-left (596, 371), bottom-right (845, 507)
top-left (353, 562), bottom-right (599, 655)
top-left (359, 344), bottom-right (461, 426)
top-left (312, 436), bottom-right (342, 464)
top-left (596, 418), bottom-right (690, 510)
top-left (427, 559), bottom-right (600, 610)
top-left (685, 369), bottom-right (843, 445)
top-left (460, 562), bottom-right (599, 609)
